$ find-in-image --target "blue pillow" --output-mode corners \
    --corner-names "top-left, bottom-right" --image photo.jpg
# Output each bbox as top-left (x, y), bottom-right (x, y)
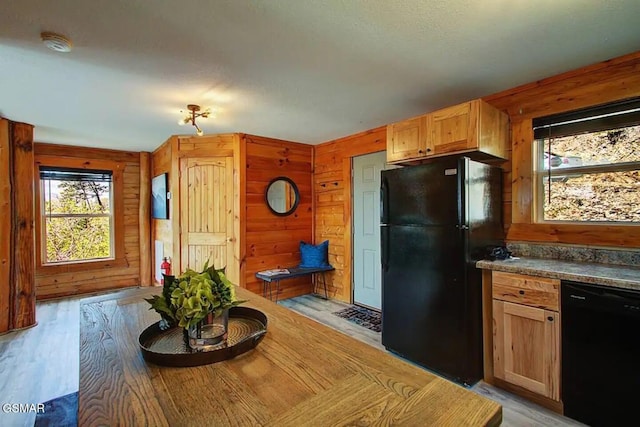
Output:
top-left (299, 240), bottom-right (329, 268)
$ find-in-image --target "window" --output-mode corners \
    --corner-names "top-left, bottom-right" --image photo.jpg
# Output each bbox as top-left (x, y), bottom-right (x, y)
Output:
top-left (533, 98), bottom-right (640, 223)
top-left (40, 167), bottom-right (114, 263)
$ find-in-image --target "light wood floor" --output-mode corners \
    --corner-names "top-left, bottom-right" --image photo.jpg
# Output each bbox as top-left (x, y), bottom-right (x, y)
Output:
top-left (0, 289), bottom-right (584, 427)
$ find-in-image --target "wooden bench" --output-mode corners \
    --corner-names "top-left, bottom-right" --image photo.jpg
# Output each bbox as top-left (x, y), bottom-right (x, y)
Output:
top-left (255, 265), bottom-right (335, 302)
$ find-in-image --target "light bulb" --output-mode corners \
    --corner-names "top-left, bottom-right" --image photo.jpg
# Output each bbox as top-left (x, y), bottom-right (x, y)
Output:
top-left (196, 128), bottom-right (204, 136)
top-left (178, 118), bottom-right (185, 126)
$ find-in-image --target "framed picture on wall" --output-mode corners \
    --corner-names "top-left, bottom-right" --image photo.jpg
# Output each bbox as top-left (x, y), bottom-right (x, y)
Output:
top-left (152, 173), bottom-right (169, 219)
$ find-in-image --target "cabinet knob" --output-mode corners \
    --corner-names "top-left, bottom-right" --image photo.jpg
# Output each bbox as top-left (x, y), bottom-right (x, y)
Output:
top-left (418, 150), bottom-right (424, 154)
top-left (426, 148), bottom-right (432, 152)
top-left (547, 316), bottom-right (554, 322)
top-left (518, 290), bottom-right (525, 295)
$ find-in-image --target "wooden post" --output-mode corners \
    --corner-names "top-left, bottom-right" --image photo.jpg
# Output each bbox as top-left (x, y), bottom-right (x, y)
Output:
top-left (10, 121), bottom-right (36, 330)
top-left (139, 152), bottom-right (151, 286)
top-left (0, 119), bottom-right (11, 333)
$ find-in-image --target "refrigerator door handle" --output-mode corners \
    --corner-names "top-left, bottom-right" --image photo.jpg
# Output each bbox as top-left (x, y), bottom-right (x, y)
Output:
top-left (381, 225), bottom-right (389, 272)
top-left (380, 176), bottom-right (389, 224)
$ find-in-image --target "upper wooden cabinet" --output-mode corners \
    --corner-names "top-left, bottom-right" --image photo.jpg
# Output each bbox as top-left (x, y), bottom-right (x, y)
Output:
top-left (386, 99), bottom-right (509, 164)
top-left (386, 116), bottom-right (430, 162)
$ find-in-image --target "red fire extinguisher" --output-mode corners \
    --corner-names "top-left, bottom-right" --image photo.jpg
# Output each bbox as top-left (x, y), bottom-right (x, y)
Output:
top-left (160, 257), bottom-right (171, 284)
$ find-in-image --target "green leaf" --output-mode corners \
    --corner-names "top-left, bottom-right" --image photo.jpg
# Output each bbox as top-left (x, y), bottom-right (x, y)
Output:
top-left (145, 295), bottom-right (176, 321)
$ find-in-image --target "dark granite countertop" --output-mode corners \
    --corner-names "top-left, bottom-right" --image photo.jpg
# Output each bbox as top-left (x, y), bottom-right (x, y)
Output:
top-left (476, 257), bottom-right (640, 292)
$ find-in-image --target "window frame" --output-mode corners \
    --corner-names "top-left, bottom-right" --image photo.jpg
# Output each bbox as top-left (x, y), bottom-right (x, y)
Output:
top-left (531, 98), bottom-right (640, 225)
top-left (34, 156), bottom-right (127, 274)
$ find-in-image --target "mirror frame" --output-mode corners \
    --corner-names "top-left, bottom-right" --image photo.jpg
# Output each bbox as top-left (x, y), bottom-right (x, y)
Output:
top-left (265, 176), bottom-right (300, 217)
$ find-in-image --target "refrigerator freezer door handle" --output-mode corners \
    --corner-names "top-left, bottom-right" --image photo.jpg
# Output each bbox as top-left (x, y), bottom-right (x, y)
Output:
top-left (380, 176), bottom-right (389, 224)
top-left (381, 226), bottom-right (389, 272)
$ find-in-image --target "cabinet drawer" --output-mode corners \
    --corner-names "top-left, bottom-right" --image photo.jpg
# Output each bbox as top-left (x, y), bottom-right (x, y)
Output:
top-left (492, 271), bottom-right (559, 311)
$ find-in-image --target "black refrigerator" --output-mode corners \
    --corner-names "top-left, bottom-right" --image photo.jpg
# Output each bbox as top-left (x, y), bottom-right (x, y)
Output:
top-left (380, 156), bottom-right (503, 386)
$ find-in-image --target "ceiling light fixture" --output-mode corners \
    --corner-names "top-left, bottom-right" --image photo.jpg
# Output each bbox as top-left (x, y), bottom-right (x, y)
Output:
top-left (41, 31), bottom-right (73, 52)
top-left (178, 104), bottom-right (210, 136)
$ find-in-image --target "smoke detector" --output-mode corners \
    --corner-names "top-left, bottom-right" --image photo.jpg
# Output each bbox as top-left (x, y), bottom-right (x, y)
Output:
top-left (41, 32), bottom-right (73, 52)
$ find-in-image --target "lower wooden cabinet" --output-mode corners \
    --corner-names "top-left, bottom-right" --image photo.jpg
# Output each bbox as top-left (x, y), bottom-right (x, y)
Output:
top-left (493, 299), bottom-right (560, 401)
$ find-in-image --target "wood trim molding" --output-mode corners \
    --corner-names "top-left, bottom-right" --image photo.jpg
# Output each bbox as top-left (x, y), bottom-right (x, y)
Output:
top-left (510, 120), bottom-right (533, 224)
top-left (139, 152), bottom-right (151, 286)
top-left (342, 157), bottom-right (352, 303)
top-left (236, 134), bottom-right (246, 288)
top-left (507, 222), bottom-right (640, 247)
top-left (170, 137), bottom-right (181, 272)
top-left (481, 270), bottom-right (494, 384)
top-left (33, 155), bottom-right (127, 275)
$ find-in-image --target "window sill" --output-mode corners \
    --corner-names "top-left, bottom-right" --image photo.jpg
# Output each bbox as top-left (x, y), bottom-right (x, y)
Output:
top-left (36, 257), bottom-right (129, 275)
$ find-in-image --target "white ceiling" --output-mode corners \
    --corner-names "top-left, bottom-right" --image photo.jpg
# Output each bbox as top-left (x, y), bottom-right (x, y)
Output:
top-left (1, 1), bottom-right (639, 152)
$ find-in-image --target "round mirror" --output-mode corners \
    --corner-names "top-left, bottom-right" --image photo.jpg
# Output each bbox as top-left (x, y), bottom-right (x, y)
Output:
top-left (265, 177), bottom-right (299, 216)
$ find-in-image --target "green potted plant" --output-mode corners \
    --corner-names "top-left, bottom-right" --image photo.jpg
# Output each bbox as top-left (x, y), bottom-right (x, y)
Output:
top-left (146, 261), bottom-right (244, 350)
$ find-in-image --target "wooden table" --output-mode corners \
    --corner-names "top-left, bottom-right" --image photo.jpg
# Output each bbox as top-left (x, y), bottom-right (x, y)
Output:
top-left (79, 287), bottom-right (501, 426)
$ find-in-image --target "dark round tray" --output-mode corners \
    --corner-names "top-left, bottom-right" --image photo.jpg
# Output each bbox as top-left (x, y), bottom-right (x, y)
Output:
top-left (139, 306), bottom-right (267, 367)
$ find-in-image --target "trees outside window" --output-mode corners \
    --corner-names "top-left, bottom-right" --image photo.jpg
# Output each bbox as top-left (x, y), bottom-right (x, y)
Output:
top-left (40, 168), bottom-right (113, 263)
top-left (534, 126), bottom-right (640, 222)
top-left (533, 98), bottom-right (640, 223)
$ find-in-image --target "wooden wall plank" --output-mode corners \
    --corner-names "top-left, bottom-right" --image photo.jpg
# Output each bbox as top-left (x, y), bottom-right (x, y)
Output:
top-left (178, 133), bottom-right (236, 152)
top-left (485, 52), bottom-right (640, 120)
top-left (34, 143), bottom-right (141, 299)
top-left (0, 119), bottom-right (11, 333)
top-left (313, 126), bottom-right (386, 303)
top-left (243, 134), bottom-right (313, 299)
top-left (483, 50), bottom-right (640, 247)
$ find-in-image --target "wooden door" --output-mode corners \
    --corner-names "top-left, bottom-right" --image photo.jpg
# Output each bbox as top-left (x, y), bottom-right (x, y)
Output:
top-left (429, 101), bottom-right (478, 155)
top-left (180, 157), bottom-right (235, 281)
top-left (386, 116), bottom-right (428, 162)
top-left (493, 300), bottom-right (560, 400)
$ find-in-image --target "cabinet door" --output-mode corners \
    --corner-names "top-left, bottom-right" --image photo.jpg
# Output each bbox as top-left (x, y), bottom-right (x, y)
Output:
top-left (429, 101), bottom-right (478, 155)
top-left (386, 116), bottom-right (429, 162)
top-left (493, 300), bottom-right (560, 401)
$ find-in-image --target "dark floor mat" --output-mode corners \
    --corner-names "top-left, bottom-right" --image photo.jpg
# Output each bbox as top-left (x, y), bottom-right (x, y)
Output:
top-left (34, 391), bottom-right (78, 427)
top-left (333, 306), bottom-right (381, 332)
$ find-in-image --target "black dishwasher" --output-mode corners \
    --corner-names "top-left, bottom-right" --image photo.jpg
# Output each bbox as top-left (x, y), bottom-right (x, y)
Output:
top-left (562, 281), bottom-right (640, 426)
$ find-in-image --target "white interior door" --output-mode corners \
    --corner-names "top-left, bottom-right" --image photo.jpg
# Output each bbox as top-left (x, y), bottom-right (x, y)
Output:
top-left (352, 151), bottom-right (387, 309)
